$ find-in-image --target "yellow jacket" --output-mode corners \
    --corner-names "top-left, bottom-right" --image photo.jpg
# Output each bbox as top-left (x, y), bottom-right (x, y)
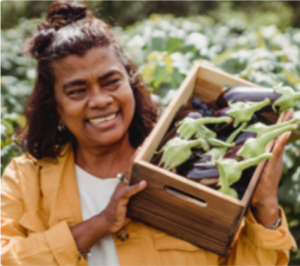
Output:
top-left (1, 144), bottom-right (297, 265)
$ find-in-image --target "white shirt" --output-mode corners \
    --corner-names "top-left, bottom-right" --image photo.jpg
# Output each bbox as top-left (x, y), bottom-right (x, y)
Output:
top-left (75, 165), bottom-right (120, 266)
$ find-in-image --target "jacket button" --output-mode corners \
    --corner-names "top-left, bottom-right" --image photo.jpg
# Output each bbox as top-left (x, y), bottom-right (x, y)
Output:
top-left (117, 229), bottom-right (129, 241)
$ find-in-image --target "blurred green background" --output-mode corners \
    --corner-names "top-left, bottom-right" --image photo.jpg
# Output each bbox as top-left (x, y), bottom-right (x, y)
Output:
top-left (1, 1), bottom-right (300, 264)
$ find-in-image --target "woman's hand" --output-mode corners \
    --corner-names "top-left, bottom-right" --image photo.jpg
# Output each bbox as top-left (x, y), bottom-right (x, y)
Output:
top-left (101, 148), bottom-right (147, 234)
top-left (71, 149), bottom-right (146, 253)
top-left (251, 111), bottom-right (294, 226)
top-left (101, 179), bottom-right (147, 234)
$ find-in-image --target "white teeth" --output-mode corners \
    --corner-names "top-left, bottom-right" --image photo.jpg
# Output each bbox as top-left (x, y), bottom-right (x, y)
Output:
top-left (89, 113), bottom-right (116, 125)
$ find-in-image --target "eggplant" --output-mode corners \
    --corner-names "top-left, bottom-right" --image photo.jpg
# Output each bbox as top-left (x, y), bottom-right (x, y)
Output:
top-left (243, 118), bottom-right (299, 138)
top-left (213, 106), bottom-right (259, 134)
top-left (152, 109), bottom-right (203, 165)
top-left (196, 155), bottom-right (212, 163)
top-left (157, 137), bottom-right (210, 170)
top-left (173, 109), bottom-right (203, 124)
top-left (234, 132), bottom-right (257, 146)
top-left (215, 153), bottom-right (273, 198)
top-left (223, 144), bottom-right (244, 160)
top-left (237, 123), bottom-right (297, 159)
top-left (201, 122), bottom-right (247, 161)
top-left (176, 116), bottom-right (232, 141)
top-left (177, 160), bottom-right (219, 187)
top-left (166, 109), bottom-right (204, 145)
top-left (234, 118), bottom-right (299, 145)
top-left (216, 87), bottom-right (280, 109)
top-left (216, 85), bottom-right (300, 112)
top-left (225, 99), bottom-right (270, 128)
top-left (151, 126), bottom-right (180, 166)
top-left (228, 121), bottom-right (298, 160)
top-left (231, 166), bottom-right (256, 199)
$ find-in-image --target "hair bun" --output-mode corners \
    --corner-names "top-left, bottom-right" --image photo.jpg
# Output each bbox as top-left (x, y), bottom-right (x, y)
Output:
top-left (46, 1), bottom-right (87, 30)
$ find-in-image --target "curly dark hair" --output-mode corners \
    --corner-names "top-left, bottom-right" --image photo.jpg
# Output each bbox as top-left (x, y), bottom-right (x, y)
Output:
top-left (21, 1), bottom-right (159, 159)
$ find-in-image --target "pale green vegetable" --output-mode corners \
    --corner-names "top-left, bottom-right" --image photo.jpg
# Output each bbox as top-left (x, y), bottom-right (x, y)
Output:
top-left (216, 153), bottom-right (273, 199)
top-left (244, 118), bottom-right (300, 138)
top-left (226, 98), bottom-right (270, 127)
top-left (237, 124), bottom-right (297, 159)
top-left (177, 116), bottom-right (232, 140)
top-left (158, 137), bottom-right (209, 170)
top-left (273, 84), bottom-right (300, 112)
top-left (201, 122), bottom-right (247, 161)
top-left (195, 125), bottom-right (234, 148)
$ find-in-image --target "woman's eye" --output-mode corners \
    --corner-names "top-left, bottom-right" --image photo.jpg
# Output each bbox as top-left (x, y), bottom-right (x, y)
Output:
top-left (68, 88), bottom-right (86, 96)
top-left (105, 79), bottom-right (120, 87)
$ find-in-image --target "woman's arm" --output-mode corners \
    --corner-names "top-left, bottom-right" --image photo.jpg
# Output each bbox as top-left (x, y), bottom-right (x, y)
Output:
top-left (70, 180), bottom-right (146, 254)
top-left (1, 157), bottom-right (146, 265)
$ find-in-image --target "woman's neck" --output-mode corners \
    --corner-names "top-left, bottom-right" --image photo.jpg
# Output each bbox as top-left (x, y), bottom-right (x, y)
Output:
top-left (74, 133), bottom-right (136, 179)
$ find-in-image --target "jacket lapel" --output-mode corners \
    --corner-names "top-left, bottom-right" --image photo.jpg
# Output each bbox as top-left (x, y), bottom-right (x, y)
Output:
top-left (39, 144), bottom-right (83, 228)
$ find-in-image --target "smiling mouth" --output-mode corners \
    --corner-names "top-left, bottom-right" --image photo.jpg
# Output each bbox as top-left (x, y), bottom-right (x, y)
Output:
top-left (88, 112), bottom-right (118, 125)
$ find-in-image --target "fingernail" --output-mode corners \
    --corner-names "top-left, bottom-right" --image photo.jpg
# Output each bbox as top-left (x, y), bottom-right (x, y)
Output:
top-left (140, 180), bottom-right (146, 186)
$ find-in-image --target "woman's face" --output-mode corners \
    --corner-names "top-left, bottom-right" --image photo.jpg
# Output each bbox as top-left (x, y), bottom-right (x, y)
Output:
top-left (54, 46), bottom-right (135, 148)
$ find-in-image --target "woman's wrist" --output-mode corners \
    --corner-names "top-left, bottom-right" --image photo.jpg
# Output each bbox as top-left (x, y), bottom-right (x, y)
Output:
top-left (251, 197), bottom-right (279, 227)
top-left (70, 213), bottom-right (111, 254)
top-left (94, 212), bottom-right (113, 236)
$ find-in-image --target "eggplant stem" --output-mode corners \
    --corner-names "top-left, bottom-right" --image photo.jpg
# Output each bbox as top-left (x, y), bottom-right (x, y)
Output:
top-left (226, 122), bottom-right (247, 143)
top-left (257, 124), bottom-right (296, 148)
top-left (237, 153), bottom-right (273, 171)
top-left (265, 118), bottom-right (299, 133)
top-left (195, 116), bottom-right (232, 126)
top-left (250, 98), bottom-right (270, 112)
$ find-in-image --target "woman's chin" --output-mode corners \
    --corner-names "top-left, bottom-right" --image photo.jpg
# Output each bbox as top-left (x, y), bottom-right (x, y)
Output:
top-left (86, 129), bottom-right (129, 148)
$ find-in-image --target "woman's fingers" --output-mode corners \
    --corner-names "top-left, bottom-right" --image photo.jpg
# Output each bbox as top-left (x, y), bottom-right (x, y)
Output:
top-left (272, 131), bottom-right (291, 159)
top-left (125, 180), bottom-right (147, 199)
top-left (115, 179), bottom-right (147, 200)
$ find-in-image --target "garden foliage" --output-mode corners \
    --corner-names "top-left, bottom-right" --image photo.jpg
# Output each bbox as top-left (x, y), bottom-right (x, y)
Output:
top-left (1, 13), bottom-right (300, 263)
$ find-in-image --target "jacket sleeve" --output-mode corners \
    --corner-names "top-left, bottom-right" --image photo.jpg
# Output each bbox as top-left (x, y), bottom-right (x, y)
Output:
top-left (1, 159), bottom-right (86, 266)
top-left (218, 207), bottom-right (297, 266)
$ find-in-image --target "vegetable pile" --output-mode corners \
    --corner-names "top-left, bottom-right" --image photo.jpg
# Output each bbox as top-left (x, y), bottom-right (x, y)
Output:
top-left (152, 84), bottom-right (300, 199)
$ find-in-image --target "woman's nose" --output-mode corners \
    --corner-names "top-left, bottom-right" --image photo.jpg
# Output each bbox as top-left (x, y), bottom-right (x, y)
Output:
top-left (88, 87), bottom-right (113, 109)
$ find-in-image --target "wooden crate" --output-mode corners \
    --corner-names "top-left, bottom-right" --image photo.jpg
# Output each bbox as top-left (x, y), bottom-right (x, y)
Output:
top-left (127, 62), bottom-right (284, 256)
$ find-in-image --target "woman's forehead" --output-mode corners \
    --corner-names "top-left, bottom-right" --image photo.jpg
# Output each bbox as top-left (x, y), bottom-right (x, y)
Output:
top-left (53, 46), bottom-right (126, 82)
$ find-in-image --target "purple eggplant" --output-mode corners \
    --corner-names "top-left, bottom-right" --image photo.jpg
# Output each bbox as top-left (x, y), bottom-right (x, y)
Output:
top-left (177, 160), bottom-right (219, 187)
top-left (234, 117), bottom-right (299, 145)
top-left (216, 87), bottom-right (280, 109)
top-left (152, 109), bottom-right (204, 165)
top-left (231, 166), bottom-right (256, 199)
top-left (234, 132), bottom-right (257, 146)
top-left (216, 85), bottom-right (300, 113)
top-left (213, 106), bottom-right (258, 134)
top-left (223, 144), bottom-right (244, 160)
top-left (174, 109), bottom-right (203, 123)
top-left (202, 122), bottom-right (247, 162)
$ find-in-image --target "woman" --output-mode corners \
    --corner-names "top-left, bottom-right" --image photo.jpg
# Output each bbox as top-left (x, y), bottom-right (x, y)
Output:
top-left (1, 2), bottom-right (297, 265)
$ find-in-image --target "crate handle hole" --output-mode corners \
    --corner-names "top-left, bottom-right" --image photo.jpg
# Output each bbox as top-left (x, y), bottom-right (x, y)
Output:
top-left (164, 186), bottom-right (207, 208)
